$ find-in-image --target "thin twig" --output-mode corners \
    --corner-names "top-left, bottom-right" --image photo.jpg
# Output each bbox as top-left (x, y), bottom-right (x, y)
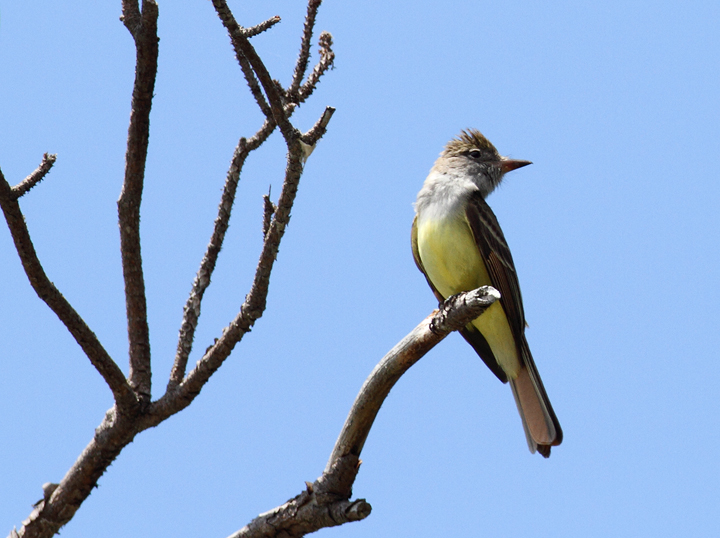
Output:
top-left (0, 168), bottom-right (137, 410)
top-left (244, 15), bottom-right (281, 38)
top-left (262, 190), bottom-right (276, 238)
top-left (212, 0), bottom-right (295, 140)
top-left (297, 31), bottom-right (335, 104)
top-left (12, 153), bottom-right (57, 198)
top-left (168, 119), bottom-right (277, 388)
top-left (288, 0), bottom-right (322, 101)
top-left (212, 2), bottom-right (272, 118)
top-left (156, 114), bottom-right (322, 419)
top-left (117, 0), bottom-right (159, 404)
top-left (170, 5), bottom-right (333, 386)
top-left (302, 106), bottom-right (336, 147)
top-left (172, 0), bottom-right (331, 409)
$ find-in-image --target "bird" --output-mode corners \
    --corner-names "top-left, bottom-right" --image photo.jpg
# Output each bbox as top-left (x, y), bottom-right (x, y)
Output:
top-left (411, 129), bottom-right (562, 457)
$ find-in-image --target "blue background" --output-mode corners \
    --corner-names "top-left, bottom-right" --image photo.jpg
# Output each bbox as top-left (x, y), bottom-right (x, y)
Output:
top-left (2, 1), bottom-right (719, 536)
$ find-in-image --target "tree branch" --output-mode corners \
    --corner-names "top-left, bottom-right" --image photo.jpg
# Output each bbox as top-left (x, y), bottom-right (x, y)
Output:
top-left (296, 31), bottom-right (335, 105)
top-left (223, 287), bottom-right (500, 538)
top-left (244, 15), bottom-right (281, 38)
top-left (154, 101), bottom-right (334, 421)
top-left (326, 286), bottom-right (500, 471)
top-left (169, 120), bottom-right (276, 388)
top-left (287, 0), bottom-right (322, 101)
top-left (301, 106), bottom-right (336, 149)
top-left (12, 153), bottom-right (57, 198)
top-left (117, 0), bottom-right (159, 404)
top-left (211, 4), bottom-right (273, 118)
top-left (170, 7), bottom-right (334, 388)
top-left (13, 406), bottom-right (139, 538)
top-left (0, 166), bottom-right (137, 410)
top-left (211, 0), bottom-right (295, 140)
top-left (8, 1), bottom-right (336, 536)
top-left (229, 456), bottom-right (371, 538)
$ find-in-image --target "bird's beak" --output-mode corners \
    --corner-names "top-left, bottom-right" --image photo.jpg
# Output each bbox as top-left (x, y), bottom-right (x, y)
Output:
top-left (500, 159), bottom-right (532, 174)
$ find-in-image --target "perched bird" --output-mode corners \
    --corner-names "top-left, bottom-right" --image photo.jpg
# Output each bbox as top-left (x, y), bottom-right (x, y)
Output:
top-left (411, 129), bottom-right (562, 457)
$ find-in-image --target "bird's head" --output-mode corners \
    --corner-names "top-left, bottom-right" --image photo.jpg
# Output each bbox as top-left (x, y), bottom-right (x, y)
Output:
top-left (439, 129), bottom-right (532, 197)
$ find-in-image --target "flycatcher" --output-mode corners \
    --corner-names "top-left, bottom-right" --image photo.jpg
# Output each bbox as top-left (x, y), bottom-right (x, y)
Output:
top-left (411, 129), bottom-right (562, 457)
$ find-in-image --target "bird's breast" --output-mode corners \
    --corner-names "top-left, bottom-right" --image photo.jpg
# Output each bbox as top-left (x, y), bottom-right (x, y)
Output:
top-left (416, 215), bottom-right (491, 298)
top-left (416, 212), bottom-right (521, 378)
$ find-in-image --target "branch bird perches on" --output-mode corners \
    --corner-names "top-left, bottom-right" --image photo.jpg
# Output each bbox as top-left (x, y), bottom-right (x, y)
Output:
top-left (228, 287), bottom-right (500, 538)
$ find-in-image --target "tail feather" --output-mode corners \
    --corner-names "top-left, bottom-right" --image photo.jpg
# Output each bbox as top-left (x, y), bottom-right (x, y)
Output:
top-left (509, 340), bottom-right (563, 457)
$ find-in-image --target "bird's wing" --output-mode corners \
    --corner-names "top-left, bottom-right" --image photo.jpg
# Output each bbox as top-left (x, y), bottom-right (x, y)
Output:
top-left (464, 193), bottom-right (526, 336)
top-left (465, 192), bottom-right (562, 453)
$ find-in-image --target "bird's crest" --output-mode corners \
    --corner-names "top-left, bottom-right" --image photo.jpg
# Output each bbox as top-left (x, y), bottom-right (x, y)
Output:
top-left (443, 129), bottom-right (500, 159)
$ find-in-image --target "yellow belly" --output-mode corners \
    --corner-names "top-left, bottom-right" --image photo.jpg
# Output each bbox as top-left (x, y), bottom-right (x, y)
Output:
top-left (417, 215), bottom-right (520, 378)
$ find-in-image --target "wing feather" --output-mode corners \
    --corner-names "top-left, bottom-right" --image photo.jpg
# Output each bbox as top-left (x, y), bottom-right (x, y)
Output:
top-left (465, 193), bottom-right (563, 453)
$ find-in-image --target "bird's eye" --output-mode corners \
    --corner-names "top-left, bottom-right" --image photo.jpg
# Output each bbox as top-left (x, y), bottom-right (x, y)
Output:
top-left (469, 150), bottom-right (482, 159)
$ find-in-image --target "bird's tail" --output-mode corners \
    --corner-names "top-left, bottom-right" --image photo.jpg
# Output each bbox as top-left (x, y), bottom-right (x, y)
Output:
top-left (509, 339), bottom-right (563, 457)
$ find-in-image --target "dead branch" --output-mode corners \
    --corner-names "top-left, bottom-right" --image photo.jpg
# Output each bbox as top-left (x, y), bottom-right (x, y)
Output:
top-left (297, 32), bottom-right (335, 104)
top-left (244, 15), bottom-right (281, 38)
top-left (117, 0), bottom-right (159, 405)
top-left (168, 3), bottom-right (337, 391)
top-left (301, 105), bottom-right (336, 148)
top-left (12, 153), bottom-right (57, 198)
top-left (288, 0), bottom-right (323, 101)
top-left (0, 167), bottom-right (137, 411)
top-left (6, 1), bottom-right (335, 537)
top-left (224, 287), bottom-right (501, 538)
top-left (262, 190), bottom-right (277, 239)
top-left (211, 0), bottom-right (295, 140)
top-left (161, 108), bottom-right (337, 416)
top-left (326, 286), bottom-right (501, 469)
top-left (169, 3), bottom-right (338, 388)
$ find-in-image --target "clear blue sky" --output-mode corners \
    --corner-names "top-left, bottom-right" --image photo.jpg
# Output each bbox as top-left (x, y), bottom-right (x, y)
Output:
top-left (2, 1), bottom-right (719, 536)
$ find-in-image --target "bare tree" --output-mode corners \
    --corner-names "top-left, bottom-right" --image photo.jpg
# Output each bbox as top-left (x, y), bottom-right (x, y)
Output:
top-left (1, 2), bottom-right (499, 537)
